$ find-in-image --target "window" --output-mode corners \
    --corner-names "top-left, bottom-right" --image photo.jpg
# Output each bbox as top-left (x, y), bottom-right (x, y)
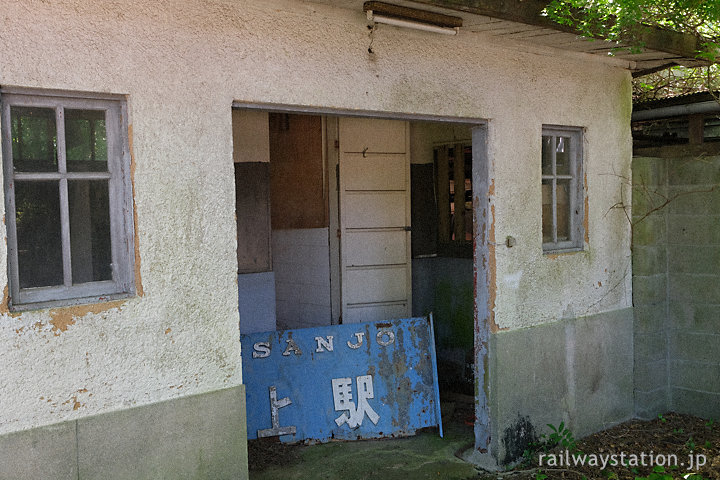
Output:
top-left (541, 126), bottom-right (584, 252)
top-left (435, 142), bottom-right (473, 257)
top-left (1, 89), bottom-right (134, 309)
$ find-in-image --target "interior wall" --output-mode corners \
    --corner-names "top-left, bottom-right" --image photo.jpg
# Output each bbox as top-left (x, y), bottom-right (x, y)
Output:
top-left (234, 162), bottom-right (271, 274)
top-left (233, 109), bottom-right (270, 164)
top-left (410, 122), bottom-right (472, 165)
top-left (409, 122), bottom-right (475, 394)
top-left (269, 114), bottom-right (327, 230)
top-left (269, 114), bottom-right (331, 330)
top-left (412, 257), bottom-right (474, 394)
top-left (233, 110), bottom-right (276, 334)
top-left (272, 228), bottom-right (331, 330)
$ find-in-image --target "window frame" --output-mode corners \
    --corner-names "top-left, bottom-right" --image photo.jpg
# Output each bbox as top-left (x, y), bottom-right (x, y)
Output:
top-left (1, 88), bottom-right (135, 310)
top-left (434, 141), bottom-right (473, 258)
top-left (541, 125), bottom-right (585, 253)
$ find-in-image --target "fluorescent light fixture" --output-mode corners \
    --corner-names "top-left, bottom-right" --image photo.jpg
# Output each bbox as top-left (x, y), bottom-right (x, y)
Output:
top-left (363, 1), bottom-right (462, 36)
top-left (366, 11), bottom-right (459, 35)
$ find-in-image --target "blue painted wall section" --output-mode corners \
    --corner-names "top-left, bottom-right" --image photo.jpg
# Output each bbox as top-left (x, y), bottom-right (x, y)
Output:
top-left (241, 317), bottom-right (443, 443)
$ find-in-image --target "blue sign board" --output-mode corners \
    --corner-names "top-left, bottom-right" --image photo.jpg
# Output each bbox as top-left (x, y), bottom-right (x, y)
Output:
top-left (240, 316), bottom-right (443, 443)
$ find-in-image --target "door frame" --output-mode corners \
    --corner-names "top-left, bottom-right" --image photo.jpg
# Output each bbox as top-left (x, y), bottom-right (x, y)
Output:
top-left (232, 101), bottom-right (492, 452)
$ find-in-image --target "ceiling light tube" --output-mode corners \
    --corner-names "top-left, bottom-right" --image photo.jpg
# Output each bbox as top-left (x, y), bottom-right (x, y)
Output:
top-left (366, 11), bottom-right (459, 35)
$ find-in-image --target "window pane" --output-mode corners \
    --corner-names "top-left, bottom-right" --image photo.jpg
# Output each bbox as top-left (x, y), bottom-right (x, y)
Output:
top-left (556, 136), bottom-right (571, 175)
top-left (66, 109), bottom-right (108, 172)
top-left (557, 179), bottom-right (571, 241)
top-left (541, 179), bottom-right (553, 243)
top-left (541, 135), bottom-right (553, 175)
top-left (11, 107), bottom-right (58, 172)
top-left (69, 180), bottom-right (112, 283)
top-left (15, 181), bottom-right (63, 288)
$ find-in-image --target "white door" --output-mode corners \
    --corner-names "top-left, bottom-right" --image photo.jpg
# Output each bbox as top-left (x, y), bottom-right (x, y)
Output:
top-left (338, 117), bottom-right (411, 324)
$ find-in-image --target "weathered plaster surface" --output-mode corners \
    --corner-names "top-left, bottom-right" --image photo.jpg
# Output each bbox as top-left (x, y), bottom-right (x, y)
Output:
top-left (490, 70), bottom-right (633, 329)
top-left (0, 0), bottom-right (631, 433)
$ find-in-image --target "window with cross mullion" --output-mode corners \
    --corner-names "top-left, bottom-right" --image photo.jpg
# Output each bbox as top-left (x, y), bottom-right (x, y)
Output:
top-left (541, 126), bottom-right (584, 253)
top-left (2, 89), bottom-right (134, 309)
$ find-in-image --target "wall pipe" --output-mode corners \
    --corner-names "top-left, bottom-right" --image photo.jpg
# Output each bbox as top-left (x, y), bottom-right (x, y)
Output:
top-left (632, 100), bottom-right (720, 121)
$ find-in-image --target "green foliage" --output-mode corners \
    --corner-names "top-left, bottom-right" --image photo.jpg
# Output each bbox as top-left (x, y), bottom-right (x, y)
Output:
top-left (521, 421), bottom-right (579, 469)
top-left (632, 65), bottom-right (720, 102)
top-left (520, 417), bottom-right (713, 480)
top-left (522, 422), bottom-right (578, 464)
top-left (543, 422), bottom-right (578, 451)
top-left (544, 0), bottom-right (720, 54)
top-left (637, 465), bottom-right (674, 480)
top-left (685, 436), bottom-right (696, 451)
top-left (603, 469), bottom-right (619, 479)
top-left (543, 1), bottom-right (720, 101)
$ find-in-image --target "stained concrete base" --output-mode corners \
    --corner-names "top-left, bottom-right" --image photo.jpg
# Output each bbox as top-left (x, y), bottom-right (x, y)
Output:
top-left (487, 308), bottom-right (634, 465)
top-left (0, 385), bottom-right (249, 480)
top-left (0, 421), bottom-right (79, 480)
top-left (462, 449), bottom-right (502, 472)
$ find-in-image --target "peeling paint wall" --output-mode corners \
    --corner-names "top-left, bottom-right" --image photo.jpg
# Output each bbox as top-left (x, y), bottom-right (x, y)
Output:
top-left (0, 0), bottom-right (631, 435)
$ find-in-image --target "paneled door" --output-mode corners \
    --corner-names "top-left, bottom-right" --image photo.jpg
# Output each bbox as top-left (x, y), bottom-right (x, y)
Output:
top-left (338, 117), bottom-right (411, 323)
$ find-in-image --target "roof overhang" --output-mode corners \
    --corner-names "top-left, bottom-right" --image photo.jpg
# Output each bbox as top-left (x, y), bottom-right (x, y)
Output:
top-left (307, 0), bottom-right (712, 74)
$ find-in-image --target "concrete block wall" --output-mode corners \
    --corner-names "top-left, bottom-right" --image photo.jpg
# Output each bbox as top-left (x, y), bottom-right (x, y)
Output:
top-left (632, 156), bottom-right (670, 419)
top-left (632, 153), bottom-right (720, 420)
top-left (666, 156), bottom-right (720, 418)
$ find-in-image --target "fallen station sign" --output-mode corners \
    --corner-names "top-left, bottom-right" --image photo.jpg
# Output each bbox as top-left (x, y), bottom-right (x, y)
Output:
top-left (240, 316), bottom-right (443, 443)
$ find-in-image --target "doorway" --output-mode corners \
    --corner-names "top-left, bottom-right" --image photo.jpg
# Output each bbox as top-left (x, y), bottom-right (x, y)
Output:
top-left (232, 106), bottom-right (489, 450)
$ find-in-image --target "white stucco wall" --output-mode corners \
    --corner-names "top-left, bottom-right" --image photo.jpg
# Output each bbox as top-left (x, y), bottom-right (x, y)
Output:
top-left (0, 0), bottom-right (631, 433)
top-left (490, 71), bottom-right (634, 329)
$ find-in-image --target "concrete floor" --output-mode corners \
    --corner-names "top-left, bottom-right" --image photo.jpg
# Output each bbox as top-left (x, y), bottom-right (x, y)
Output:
top-left (249, 399), bottom-right (480, 480)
